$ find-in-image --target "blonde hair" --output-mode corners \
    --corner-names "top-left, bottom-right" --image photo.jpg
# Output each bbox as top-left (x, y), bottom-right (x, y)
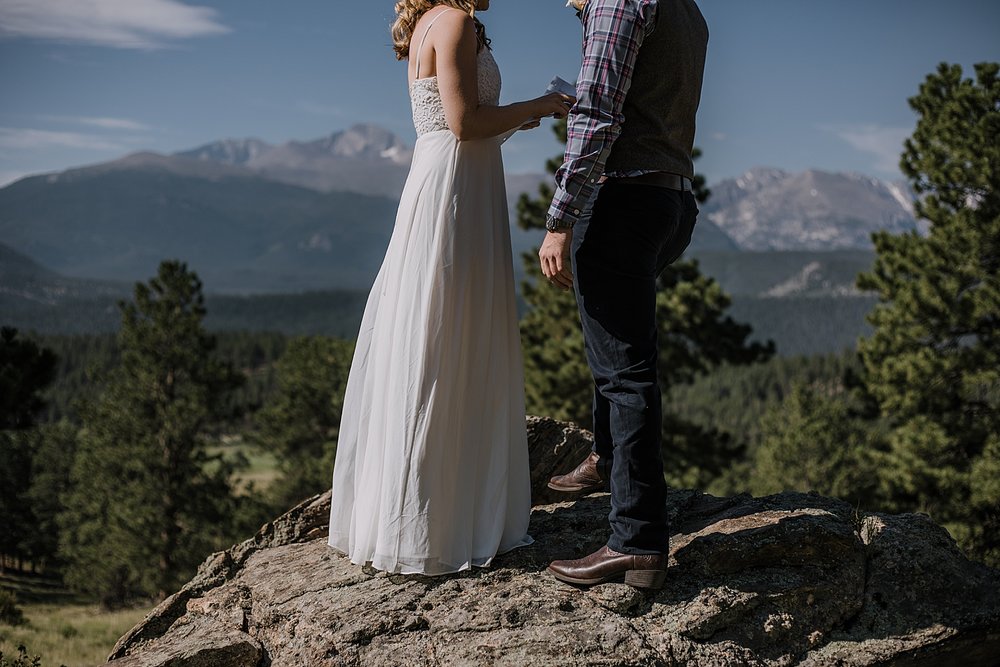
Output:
top-left (391, 0), bottom-right (489, 61)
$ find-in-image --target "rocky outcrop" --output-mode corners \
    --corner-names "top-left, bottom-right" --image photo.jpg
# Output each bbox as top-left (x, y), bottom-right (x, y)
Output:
top-left (525, 415), bottom-right (595, 506)
top-left (104, 417), bottom-right (1000, 666)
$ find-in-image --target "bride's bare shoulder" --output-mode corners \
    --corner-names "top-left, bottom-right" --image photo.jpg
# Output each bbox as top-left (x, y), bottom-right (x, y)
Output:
top-left (409, 8), bottom-right (474, 62)
top-left (420, 8), bottom-right (476, 45)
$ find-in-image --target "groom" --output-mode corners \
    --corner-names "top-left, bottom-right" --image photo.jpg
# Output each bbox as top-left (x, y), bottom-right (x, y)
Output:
top-left (539, 0), bottom-right (708, 588)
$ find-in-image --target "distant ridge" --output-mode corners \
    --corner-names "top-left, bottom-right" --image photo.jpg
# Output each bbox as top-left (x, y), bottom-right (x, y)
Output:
top-left (0, 126), bottom-right (918, 345)
top-left (0, 241), bottom-right (130, 307)
top-left (701, 167), bottom-right (917, 250)
top-left (0, 159), bottom-right (399, 293)
top-left (40, 150), bottom-right (266, 184)
top-left (0, 242), bottom-right (369, 339)
top-left (175, 124), bottom-right (414, 198)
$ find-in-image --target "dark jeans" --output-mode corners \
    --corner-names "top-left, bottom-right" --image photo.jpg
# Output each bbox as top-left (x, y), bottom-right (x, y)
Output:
top-left (570, 181), bottom-right (699, 554)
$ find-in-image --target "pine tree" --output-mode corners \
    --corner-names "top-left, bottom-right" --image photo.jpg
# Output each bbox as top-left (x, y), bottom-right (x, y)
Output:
top-left (517, 121), bottom-right (772, 489)
top-left (0, 326), bottom-right (58, 430)
top-left (0, 327), bottom-right (57, 573)
top-left (0, 429), bottom-right (36, 572)
top-left (750, 383), bottom-right (879, 505)
top-left (253, 335), bottom-right (354, 509)
top-left (857, 62), bottom-right (1000, 565)
top-left (23, 419), bottom-right (78, 573)
top-left (58, 260), bottom-right (245, 606)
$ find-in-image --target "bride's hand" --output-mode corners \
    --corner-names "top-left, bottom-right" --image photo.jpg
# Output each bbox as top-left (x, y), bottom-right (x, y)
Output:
top-left (532, 92), bottom-right (575, 120)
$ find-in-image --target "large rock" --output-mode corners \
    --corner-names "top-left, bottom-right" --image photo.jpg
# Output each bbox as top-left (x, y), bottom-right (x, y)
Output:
top-left (104, 418), bottom-right (1000, 666)
top-left (525, 415), bottom-right (594, 505)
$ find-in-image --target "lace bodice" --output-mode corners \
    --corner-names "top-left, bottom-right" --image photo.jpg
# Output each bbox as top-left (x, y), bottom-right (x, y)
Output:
top-left (411, 46), bottom-right (501, 137)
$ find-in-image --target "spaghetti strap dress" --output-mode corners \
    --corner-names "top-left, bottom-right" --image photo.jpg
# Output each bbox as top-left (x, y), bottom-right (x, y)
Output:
top-left (327, 9), bottom-right (534, 575)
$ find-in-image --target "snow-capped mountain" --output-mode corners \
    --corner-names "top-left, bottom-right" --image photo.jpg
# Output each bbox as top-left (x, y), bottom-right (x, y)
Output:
top-left (174, 124), bottom-right (414, 197)
top-left (176, 137), bottom-right (273, 165)
top-left (701, 167), bottom-right (918, 251)
top-left (306, 124), bottom-right (412, 163)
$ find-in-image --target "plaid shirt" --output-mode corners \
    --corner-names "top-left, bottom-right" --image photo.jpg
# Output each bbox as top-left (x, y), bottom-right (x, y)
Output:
top-left (546, 0), bottom-right (660, 230)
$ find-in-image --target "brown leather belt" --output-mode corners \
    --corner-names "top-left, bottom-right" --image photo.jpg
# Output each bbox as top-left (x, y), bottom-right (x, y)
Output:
top-left (605, 172), bottom-right (693, 191)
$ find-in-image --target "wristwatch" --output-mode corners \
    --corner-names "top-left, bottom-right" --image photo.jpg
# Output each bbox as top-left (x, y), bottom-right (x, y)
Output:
top-left (545, 214), bottom-right (575, 232)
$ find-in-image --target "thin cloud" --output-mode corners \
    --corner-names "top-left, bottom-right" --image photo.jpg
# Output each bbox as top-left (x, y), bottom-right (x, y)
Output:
top-left (822, 123), bottom-right (909, 174)
top-left (77, 116), bottom-right (152, 131)
top-left (0, 0), bottom-right (230, 49)
top-left (40, 114), bottom-right (152, 131)
top-left (0, 127), bottom-right (125, 151)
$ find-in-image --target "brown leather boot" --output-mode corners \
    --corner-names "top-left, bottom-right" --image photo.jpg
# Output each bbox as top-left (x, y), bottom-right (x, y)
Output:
top-left (548, 545), bottom-right (668, 589)
top-left (547, 451), bottom-right (610, 493)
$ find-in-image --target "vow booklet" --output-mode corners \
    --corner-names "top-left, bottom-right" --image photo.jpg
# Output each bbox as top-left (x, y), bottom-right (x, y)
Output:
top-left (499, 76), bottom-right (577, 144)
top-left (546, 75), bottom-right (577, 99)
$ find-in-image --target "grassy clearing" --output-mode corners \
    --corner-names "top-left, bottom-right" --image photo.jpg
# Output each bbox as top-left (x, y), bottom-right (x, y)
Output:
top-left (1, 571), bottom-right (154, 667)
top-left (1, 438), bottom-right (279, 666)
top-left (206, 433), bottom-right (280, 494)
top-left (0, 601), bottom-right (153, 667)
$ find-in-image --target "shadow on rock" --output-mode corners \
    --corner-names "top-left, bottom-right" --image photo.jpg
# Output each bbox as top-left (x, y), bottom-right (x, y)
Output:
top-left (102, 416), bottom-right (1000, 667)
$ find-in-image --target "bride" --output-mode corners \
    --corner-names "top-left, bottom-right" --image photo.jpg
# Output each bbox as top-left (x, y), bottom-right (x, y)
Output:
top-left (327, 0), bottom-right (573, 575)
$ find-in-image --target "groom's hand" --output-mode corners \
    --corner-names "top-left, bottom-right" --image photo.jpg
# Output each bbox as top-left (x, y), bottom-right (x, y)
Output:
top-left (539, 228), bottom-right (574, 291)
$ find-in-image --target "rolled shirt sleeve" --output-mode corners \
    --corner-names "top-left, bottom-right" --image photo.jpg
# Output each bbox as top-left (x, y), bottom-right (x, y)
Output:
top-left (546, 0), bottom-right (658, 230)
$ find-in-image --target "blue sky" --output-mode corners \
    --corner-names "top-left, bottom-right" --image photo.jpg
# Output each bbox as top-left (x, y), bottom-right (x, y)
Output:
top-left (1, 0), bottom-right (998, 188)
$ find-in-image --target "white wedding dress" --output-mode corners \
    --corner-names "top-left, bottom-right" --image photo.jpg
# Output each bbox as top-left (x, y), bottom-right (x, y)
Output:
top-left (327, 12), bottom-right (534, 575)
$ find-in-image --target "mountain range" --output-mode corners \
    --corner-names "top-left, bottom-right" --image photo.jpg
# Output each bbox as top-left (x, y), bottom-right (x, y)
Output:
top-left (0, 123), bottom-right (918, 289)
top-left (0, 148), bottom-right (398, 293)
top-left (175, 124), bottom-right (414, 199)
top-left (0, 123), bottom-right (922, 353)
top-left (166, 124), bottom-right (921, 253)
top-left (700, 167), bottom-right (919, 251)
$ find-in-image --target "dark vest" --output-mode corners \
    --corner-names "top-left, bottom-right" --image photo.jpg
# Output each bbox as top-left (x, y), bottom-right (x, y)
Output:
top-left (604, 0), bottom-right (709, 179)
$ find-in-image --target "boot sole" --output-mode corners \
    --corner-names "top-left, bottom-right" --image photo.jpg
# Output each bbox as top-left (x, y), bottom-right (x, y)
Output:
top-left (546, 481), bottom-right (605, 493)
top-left (547, 566), bottom-right (666, 589)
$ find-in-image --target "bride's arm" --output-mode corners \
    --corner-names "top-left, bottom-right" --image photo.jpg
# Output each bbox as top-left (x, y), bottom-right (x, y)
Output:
top-left (434, 12), bottom-right (571, 141)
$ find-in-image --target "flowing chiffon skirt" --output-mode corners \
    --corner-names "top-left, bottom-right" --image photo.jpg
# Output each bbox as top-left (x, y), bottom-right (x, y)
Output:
top-left (327, 129), bottom-right (534, 575)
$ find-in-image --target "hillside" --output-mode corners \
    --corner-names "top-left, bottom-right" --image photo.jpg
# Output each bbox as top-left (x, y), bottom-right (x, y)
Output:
top-left (2, 245), bottom-right (877, 355)
top-left (691, 249), bottom-right (875, 297)
top-left (0, 242), bottom-right (131, 305)
top-left (3, 289), bottom-right (369, 339)
top-left (681, 250), bottom-right (877, 355)
top-left (0, 153), bottom-right (398, 293)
